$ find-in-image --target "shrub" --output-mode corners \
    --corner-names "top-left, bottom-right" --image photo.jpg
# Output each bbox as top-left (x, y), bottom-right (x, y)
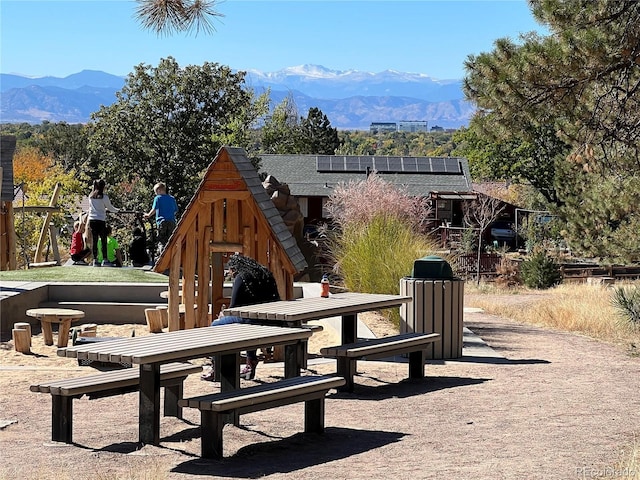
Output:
top-left (520, 250), bottom-right (562, 289)
top-left (327, 215), bottom-right (441, 326)
top-left (324, 173), bottom-right (449, 326)
top-left (495, 256), bottom-right (521, 288)
top-left (611, 285), bottom-right (640, 330)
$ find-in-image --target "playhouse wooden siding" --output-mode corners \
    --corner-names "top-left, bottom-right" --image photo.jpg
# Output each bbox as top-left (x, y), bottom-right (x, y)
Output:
top-left (153, 146), bottom-right (307, 330)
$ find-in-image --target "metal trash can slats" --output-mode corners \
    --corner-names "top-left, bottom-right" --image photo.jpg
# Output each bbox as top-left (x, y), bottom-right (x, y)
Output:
top-left (400, 256), bottom-right (464, 359)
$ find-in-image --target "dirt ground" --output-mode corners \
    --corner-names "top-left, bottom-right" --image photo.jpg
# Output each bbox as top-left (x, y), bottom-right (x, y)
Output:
top-left (1, 294), bottom-right (639, 480)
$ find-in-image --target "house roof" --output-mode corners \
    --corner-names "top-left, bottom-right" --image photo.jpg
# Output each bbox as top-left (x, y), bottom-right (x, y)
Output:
top-left (258, 154), bottom-right (473, 197)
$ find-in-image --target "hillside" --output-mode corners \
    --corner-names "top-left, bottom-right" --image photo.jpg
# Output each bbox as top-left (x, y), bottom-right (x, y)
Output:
top-left (0, 65), bottom-right (474, 129)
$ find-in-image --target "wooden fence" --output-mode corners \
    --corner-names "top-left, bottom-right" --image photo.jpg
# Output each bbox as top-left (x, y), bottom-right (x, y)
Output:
top-left (453, 255), bottom-right (640, 282)
top-left (453, 253), bottom-right (503, 278)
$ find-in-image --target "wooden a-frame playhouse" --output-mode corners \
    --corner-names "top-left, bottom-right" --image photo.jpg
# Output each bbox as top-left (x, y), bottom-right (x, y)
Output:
top-left (153, 146), bottom-right (308, 330)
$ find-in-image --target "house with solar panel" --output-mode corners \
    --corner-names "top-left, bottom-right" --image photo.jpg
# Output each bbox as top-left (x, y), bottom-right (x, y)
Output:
top-left (258, 154), bottom-right (478, 237)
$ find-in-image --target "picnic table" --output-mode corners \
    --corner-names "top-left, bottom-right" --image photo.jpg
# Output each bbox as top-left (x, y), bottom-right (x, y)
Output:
top-left (57, 323), bottom-right (312, 445)
top-left (223, 292), bottom-right (412, 344)
top-left (222, 292), bottom-right (443, 392)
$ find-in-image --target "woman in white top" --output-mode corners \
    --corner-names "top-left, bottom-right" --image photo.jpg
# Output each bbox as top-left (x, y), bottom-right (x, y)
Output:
top-left (88, 179), bottom-right (119, 266)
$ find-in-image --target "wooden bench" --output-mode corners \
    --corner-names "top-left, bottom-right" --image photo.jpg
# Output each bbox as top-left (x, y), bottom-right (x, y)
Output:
top-left (320, 332), bottom-right (441, 392)
top-left (178, 375), bottom-right (345, 459)
top-left (30, 362), bottom-right (201, 443)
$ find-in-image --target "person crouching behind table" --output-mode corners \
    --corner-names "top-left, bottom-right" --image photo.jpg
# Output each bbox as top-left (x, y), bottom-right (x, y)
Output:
top-left (201, 254), bottom-right (281, 381)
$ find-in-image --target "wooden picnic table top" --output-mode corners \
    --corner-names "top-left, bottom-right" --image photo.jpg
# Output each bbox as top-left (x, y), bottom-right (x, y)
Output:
top-left (57, 323), bottom-right (312, 365)
top-left (223, 292), bottom-right (412, 323)
top-left (26, 308), bottom-right (85, 320)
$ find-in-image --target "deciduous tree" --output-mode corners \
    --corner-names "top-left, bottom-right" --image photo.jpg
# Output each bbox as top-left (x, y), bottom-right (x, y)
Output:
top-left (86, 57), bottom-right (269, 211)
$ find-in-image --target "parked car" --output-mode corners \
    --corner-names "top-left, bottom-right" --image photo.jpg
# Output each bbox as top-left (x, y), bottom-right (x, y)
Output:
top-left (490, 221), bottom-right (516, 241)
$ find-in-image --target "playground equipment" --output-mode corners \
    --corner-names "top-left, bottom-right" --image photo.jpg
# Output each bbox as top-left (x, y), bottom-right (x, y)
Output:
top-left (0, 135), bottom-right (17, 270)
top-left (153, 146), bottom-right (308, 331)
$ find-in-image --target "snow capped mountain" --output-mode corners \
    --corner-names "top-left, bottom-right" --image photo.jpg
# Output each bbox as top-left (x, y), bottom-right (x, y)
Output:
top-left (244, 64), bottom-right (462, 101)
top-left (0, 65), bottom-right (472, 128)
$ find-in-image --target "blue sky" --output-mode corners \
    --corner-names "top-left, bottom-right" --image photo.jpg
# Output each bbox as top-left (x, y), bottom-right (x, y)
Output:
top-left (1, 0), bottom-right (547, 80)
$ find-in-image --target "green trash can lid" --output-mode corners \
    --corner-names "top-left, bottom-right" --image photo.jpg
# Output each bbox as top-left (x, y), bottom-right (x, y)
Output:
top-left (410, 255), bottom-right (453, 279)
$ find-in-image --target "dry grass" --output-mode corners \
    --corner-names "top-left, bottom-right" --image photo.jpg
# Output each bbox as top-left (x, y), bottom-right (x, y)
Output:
top-left (466, 281), bottom-right (640, 355)
top-left (616, 435), bottom-right (640, 480)
top-left (466, 281), bottom-right (640, 477)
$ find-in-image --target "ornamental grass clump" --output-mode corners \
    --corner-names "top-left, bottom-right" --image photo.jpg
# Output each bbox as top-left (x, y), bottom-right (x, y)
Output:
top-left (324, 174), bottom-right (447, 326)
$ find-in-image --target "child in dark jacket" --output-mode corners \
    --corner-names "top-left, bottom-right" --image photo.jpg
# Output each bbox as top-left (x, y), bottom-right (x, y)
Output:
top-left (129, 227), bottom-right (150, 267)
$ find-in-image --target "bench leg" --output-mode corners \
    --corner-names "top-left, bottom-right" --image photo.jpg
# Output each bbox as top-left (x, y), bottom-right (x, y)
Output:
top-left (163, 381), bottom-right (184, 419)
top-left (336, 357), bottom-right (356, 392)
top-left (304, 397), bottom-right (325, 434)
top-left (408, 350), bottom-right (427, 379)
top-left (52, 395), bottom-right (73, 443)
top-left (201, 410), bottom-right (225, 460)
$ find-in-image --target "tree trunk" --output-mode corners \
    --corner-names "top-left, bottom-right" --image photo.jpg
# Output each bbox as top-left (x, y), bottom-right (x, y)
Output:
top-left (476, 232), bottom-right (482, 285)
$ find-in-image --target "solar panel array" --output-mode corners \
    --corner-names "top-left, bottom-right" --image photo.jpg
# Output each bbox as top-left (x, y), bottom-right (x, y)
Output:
top-left (316, 156), bottom-right (462, 174)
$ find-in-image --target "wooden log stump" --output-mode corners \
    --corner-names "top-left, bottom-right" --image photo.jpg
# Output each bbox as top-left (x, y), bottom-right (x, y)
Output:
top-left (156, 306), bottom-right (169, 329)
top-left (144, 308), bottom-right (164, 333)
top-left (13, 322), bottom-right (32, 346)
top-left (12, 328), bottom-right (31, 353)
top-left (79, 324), bottom-right (97, 337)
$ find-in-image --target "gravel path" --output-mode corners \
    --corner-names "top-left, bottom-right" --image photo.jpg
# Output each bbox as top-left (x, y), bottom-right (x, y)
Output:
top-left (1, 301), bottom-right (639, 479)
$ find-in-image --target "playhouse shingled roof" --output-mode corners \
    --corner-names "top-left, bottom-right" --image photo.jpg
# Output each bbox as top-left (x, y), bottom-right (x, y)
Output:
top-left (154, 146), bottom-right (307, 274)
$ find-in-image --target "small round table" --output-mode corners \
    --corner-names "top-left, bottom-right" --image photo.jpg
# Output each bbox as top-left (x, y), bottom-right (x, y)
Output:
top-left (25, 308), bottom-right (85, 347)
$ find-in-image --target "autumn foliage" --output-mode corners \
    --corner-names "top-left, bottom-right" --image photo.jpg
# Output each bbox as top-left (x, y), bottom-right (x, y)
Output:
top-left (13, 146), bottom-right (54, 188)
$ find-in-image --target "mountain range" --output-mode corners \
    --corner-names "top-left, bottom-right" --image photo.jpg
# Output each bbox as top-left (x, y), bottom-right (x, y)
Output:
top-left (0, 65), bottom-right (474, 130)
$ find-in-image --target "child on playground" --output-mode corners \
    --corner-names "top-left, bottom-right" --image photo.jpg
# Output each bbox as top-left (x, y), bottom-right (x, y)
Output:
top-left (96, 225), bottom-right (123, 267)
top-left (69, 220), bottom-right (91, 265)
top-left (143, 182), bottom-right (178, 255)
top-left (129, 227), bottom-right (150, 267)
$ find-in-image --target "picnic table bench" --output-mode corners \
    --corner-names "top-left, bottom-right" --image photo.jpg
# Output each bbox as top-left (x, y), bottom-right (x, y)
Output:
top-left (223, 293), bottom-right (437, 391)
top-left (321, 332), bottom-right (441, 391)
top-left (179, 375), bottom-right (345, 459)
top-left (57, 323), bottom-right (313, 446)
top-left (30, 362), bottom-right (200, 443)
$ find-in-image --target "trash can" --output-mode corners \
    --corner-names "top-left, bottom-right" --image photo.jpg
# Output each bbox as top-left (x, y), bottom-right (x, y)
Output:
top-left (399, 255), bottom-right (464, 359)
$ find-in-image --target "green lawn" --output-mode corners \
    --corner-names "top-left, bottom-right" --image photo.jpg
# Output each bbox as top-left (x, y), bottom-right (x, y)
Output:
top-left (0, 266), bottom-right (169, 283)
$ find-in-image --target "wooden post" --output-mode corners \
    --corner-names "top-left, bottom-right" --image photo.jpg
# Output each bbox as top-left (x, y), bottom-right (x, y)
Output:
top-left (34, 183), bottom-right (61, 263)
top-left (144, 308), bottom-right (164, 333)
top-left (48, 222), bottom-right (61, 263)
top-left (12, 328), bottom-right (31, 353)
top-left (155, 306), bottom-right (169, 328)
top-left (168, 234), bottom-right (183, 331)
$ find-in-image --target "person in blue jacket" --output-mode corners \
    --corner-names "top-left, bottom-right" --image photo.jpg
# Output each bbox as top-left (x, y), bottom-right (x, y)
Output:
top-left (144, 182), bottom-right (178, 254)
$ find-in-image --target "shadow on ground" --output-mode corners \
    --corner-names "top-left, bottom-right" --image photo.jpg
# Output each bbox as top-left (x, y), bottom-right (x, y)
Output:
top-left (171, 427), bottom-right (405, 477)
top-left (326, 375), bottom-right (490, 400)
